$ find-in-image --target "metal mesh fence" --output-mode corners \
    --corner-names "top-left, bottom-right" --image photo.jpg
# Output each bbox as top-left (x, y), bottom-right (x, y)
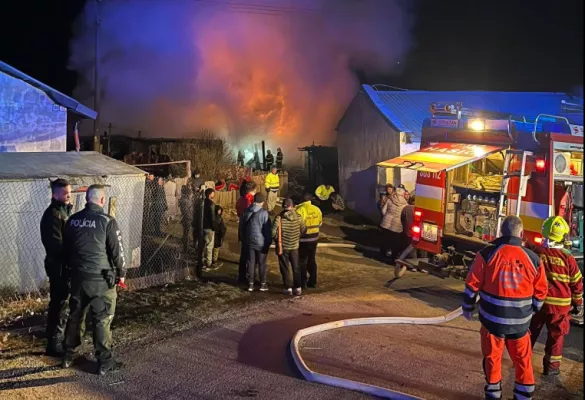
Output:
top-left (0, 161), bottom-right (203, 304)
top-left (0, 161), bottom-right (290, 305)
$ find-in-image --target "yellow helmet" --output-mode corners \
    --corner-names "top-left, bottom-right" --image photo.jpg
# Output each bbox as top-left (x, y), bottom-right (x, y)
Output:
top-left (541, 216), bottom-right (570, 243)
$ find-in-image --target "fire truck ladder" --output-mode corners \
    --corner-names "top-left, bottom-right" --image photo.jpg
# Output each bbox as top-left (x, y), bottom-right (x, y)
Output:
top-left (496, 149), bottom-right (533, 237)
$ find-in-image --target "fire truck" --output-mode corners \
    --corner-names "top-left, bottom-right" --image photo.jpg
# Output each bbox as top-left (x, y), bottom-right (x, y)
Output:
top-left (378, 101), bottom-right (584, 285)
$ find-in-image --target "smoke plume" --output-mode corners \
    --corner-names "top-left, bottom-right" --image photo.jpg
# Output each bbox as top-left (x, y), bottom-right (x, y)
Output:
top-left (70, 0), bottom-right (412, 158)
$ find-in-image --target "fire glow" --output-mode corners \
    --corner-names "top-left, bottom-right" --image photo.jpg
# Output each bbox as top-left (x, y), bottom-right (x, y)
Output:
top-left (69, 0), bottom-right (412, 158)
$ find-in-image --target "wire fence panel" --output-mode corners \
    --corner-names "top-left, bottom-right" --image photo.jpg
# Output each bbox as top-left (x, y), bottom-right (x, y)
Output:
top-left (0, 161), bottom-right (290, 305)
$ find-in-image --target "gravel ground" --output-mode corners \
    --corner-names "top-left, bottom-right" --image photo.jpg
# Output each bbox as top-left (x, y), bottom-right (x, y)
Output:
top-left (1, 228), bottom-right (582, 399)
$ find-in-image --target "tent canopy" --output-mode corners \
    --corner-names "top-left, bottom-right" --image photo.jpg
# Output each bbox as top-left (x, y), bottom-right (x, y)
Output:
top-left (377, 143), bottom-right (506, 173)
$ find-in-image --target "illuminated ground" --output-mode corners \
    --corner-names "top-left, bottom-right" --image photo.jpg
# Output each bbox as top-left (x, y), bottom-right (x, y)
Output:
top-left (1, 221), bottom-right (582, 399)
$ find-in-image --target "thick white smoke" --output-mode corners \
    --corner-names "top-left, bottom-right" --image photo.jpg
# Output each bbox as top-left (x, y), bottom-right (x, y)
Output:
top-left (70, 0), bottom-right (413, 158)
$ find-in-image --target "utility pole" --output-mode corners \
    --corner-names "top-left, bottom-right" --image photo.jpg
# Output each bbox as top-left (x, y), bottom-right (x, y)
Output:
top-left (93, 0), bottom-right (102, 151)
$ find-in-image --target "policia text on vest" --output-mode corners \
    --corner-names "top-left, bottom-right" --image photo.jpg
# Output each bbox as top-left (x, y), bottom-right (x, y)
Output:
top-left (61, 185), bottom-right (127, 375)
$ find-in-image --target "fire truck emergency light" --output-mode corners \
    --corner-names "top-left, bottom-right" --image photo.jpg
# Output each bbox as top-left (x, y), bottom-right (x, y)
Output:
top-left (533, 236), bottom-right (543, 245)
top-left (468, 119), bottom-right (485, 131)
top-left (535, 158), bottom-right (546, 172)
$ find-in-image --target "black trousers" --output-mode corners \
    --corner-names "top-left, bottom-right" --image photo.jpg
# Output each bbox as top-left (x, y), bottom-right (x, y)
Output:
top-left (278, 249), bottom-right (300, 289)
top-left (238, 243), bottom-right (249, 282)
top-left (247, 247), bottom-right (268, 284)
top-left (379, 228), bottom-right (397, 256)
top-left (299, 242), bottom-right (318, 287)
top-left (46, 274), bottom-right (70, 345)
top-left (64, 279), bottom-right (117, 366)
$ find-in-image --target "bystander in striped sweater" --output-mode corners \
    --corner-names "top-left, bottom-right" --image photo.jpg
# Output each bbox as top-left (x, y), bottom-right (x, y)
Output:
top-left (272, 209), bottom-right (305, 251)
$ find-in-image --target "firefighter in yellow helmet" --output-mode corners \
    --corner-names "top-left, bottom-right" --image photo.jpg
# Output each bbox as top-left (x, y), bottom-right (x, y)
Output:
top-left (529, 216), bottom-right (583, 376)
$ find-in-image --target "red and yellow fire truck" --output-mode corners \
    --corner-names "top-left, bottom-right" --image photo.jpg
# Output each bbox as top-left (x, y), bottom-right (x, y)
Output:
top-left (378, 102), bottom-right (584, 280)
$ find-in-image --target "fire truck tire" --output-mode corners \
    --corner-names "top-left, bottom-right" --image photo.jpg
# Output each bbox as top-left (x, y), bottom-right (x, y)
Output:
top-left (290, 307), bottom-right (463, 399)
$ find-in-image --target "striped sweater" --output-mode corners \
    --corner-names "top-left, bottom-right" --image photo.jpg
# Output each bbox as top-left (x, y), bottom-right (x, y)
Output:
top-left (271, 210), bottom-right (305, 251)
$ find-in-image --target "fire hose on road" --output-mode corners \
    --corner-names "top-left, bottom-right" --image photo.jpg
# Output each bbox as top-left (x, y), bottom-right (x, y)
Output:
top-left (278, 241), bottom-right (464, 399)
top-left (289, 305), bottom-right (463, 399)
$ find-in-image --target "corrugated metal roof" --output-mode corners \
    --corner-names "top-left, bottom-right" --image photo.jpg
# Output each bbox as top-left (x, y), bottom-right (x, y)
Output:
top-left (362, 85), bottom-right (583, 140)
top-left (0, 61), bottom-right (97, 120)
top-left (0, 151), bottom-right (146, 179)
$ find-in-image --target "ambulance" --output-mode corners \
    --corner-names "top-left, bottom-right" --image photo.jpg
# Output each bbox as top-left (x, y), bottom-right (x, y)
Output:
top-left (378, 101), bottom-right (584, 280)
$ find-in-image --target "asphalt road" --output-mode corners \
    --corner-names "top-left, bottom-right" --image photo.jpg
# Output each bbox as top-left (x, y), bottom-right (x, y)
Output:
top-left (1, 246), bottom-right (583, 399)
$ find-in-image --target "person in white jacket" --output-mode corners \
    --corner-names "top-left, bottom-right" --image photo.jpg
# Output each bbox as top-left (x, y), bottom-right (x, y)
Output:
top-left (379, 187), bottom-right (408, 263)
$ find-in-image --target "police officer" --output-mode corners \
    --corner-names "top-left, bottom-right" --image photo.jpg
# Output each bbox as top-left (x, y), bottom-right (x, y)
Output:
top-left (40, 178), bottom-right (73, 356)
top-left (62, 185), bottom-right (126, 375)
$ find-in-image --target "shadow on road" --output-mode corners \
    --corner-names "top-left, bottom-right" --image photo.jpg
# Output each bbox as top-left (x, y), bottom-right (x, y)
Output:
top-left (393, 286), bottom-right (463, 312)
top-left (0, 376), bottom-right (76, 391)
top-left (237, 311), bottom-right (409, 378)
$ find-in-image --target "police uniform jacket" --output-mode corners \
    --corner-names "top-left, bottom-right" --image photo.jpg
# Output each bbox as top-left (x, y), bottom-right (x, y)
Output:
top-left (64, 203), bottom-right (127, 281)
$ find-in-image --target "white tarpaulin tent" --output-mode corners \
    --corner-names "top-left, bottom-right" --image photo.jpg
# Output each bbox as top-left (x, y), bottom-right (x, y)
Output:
top-left (0, 151), bottom-right (145, 294)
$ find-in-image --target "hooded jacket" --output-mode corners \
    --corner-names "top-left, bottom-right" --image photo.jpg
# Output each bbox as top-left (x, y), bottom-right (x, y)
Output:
top-left (272, 209), bottom-right (305, 251)
top-left (380, 194), bottom-right (408, 233)
top-left (239, 203), bottom-right (272, 250)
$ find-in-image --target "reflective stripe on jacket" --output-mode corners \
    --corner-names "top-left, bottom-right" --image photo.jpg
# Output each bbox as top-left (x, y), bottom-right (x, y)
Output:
top-left (462, 236), bottom-right (548, 338)
top-left (264, 173), bottom-right (280, 190)
top-left (296, 201), bottom-right (322, 242)
top-left (533, 246), bottom-right (583, 313)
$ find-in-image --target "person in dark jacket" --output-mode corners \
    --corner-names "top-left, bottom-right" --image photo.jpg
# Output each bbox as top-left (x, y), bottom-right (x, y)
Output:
top-left (212, 206), bottom-right (227, 268)
top-left (179, 184), bottom-right (193, 252)
top-left (151, 177), bottom-right (168, 236)
top-left (190, 170), bottom-right (206, 250)
top-left (237, 150), bottom-right (245, 167)
top-left (40, 178), bottom-right (73, 356)
top-left (264, 150), bottom-right (274, 171)
top-left (276, 148), bottom-right (284, 170)
top-left (201, 188), bottom-right (216, 270)
top-left (272, 198), bottom-right (305, 296)
top-left (236, 181), bottom-right (257, 282)
top-left (62, 185), bottom-right (127, 375)
top-left (143, 174), bottom-right (157, 233)
top-left (239, 193), bottom-right (272, 292)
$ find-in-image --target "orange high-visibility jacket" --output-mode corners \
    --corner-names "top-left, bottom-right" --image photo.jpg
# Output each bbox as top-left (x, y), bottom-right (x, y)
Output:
top-left (463, 236), bottom-right (548, 338)
top-left (533, 246), bottom-right (583, 313)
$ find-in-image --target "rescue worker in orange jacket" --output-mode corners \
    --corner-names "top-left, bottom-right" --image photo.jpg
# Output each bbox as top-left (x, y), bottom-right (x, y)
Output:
top-left (529, 216), bottom-right (583, 376)
top-left (462, 216), bottom-right (548, 400)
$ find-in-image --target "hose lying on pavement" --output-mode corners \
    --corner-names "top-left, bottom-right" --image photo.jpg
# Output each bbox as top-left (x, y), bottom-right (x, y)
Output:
top-left (290, 307), bottom-right (464, 400)
top-left (281, 241), bottom-right (462, 399)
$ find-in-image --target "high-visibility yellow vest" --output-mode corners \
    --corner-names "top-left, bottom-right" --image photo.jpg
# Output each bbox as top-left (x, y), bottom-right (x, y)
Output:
top-left (315, 185), bottom-right (335, 200)
top-left (296, 201), bottom-right (322, 241)
top-left (264, 173), bottom-right (280, 190)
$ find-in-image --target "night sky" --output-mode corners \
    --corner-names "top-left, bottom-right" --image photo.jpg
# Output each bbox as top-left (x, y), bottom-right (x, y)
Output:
top-left (1, 0), bottom-right (583, 97)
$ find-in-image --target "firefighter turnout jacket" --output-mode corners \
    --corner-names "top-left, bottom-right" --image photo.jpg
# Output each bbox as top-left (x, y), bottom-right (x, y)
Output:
top-left (463, 236), bottom-right (548, 338)
top-left (40, 199), bottom-right (73, 278)
top-left (264, 172), bottom-right (280, 192)
top-left (533, 246), bottom-right (583, 312)
top-left (64, 203), bottom-right (127, 280)
top-left (296, 200), bottom-right (322, 243)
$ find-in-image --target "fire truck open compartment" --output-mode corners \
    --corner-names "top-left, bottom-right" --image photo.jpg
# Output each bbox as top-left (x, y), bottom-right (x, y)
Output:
top-left (377, 101), bottom-right (584, 280)
top-left (443, 151), bottom-right (506, 246)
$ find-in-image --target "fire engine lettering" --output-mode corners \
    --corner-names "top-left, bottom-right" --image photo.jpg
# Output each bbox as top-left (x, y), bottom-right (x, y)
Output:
top-left (418, 172), bottom-right (442, 180)
top-left (541, 255), bottom-right (565, 267)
